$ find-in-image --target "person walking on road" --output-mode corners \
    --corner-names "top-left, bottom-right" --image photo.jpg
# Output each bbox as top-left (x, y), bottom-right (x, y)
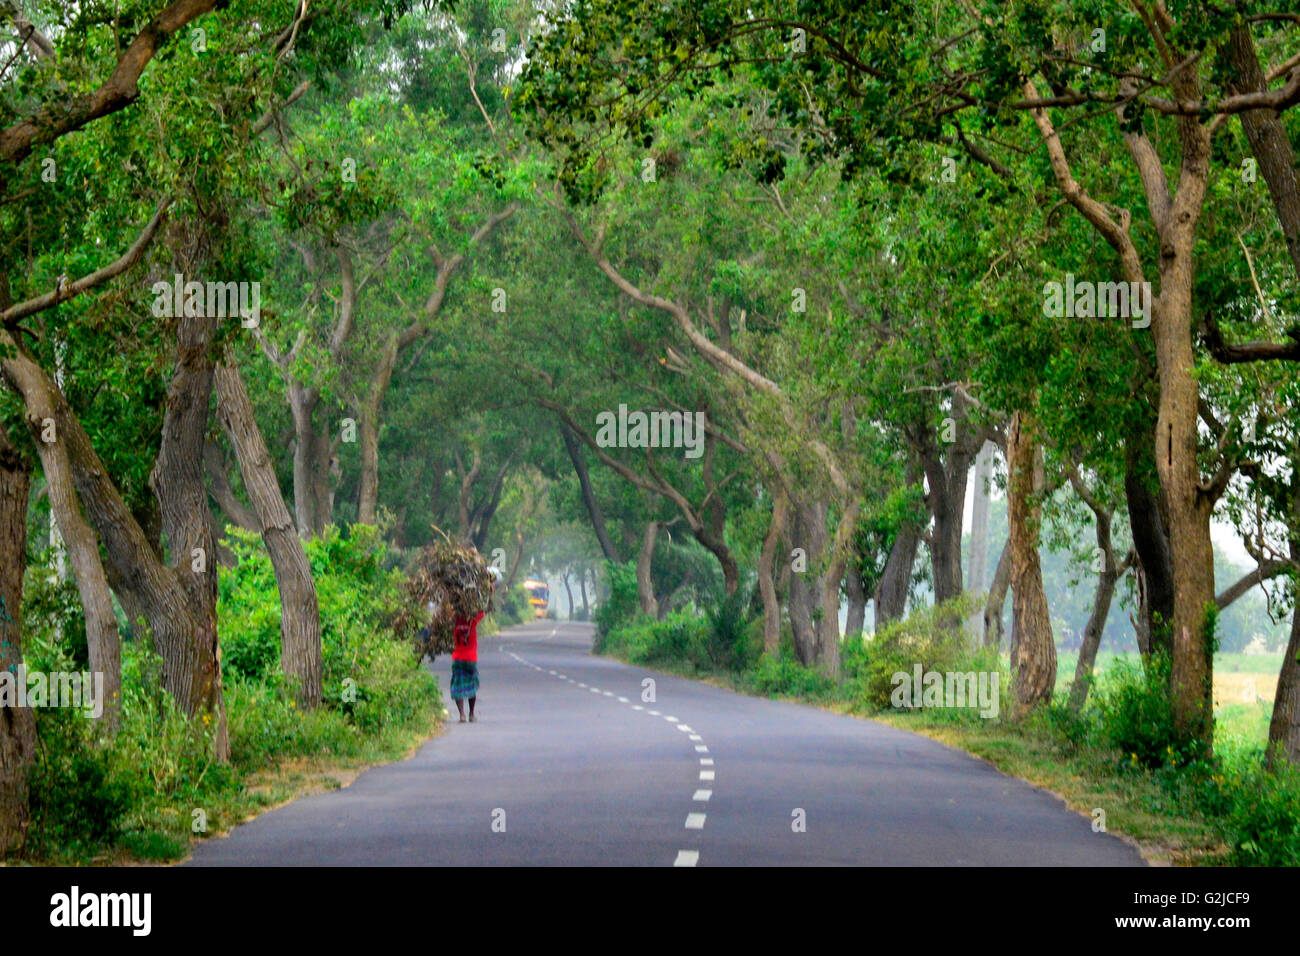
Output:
top-left (450, 607), bottom-right (486, 722)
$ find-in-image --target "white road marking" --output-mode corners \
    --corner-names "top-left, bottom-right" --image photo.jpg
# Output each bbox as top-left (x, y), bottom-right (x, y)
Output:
top-left (632, 705), bottom-right (644, 711)
top-left (602, 691), bottom-right (614, 696)
top-left (689, 734), bottom-right (703, 741)
top-left (618, 697), bottom-right (629, 703)
top-left (578, 683), bottom-right (587, 688)
top-left (664, 715), bottom-right (679, 722)
top-left (677, 725), bottom-right (693, 732)
top-left (699, 758), bottom-right (713, 765)
top-left (673, 850), bottom-right (699, 867)
top-left (648, 710), bottom-right (661, 716)
top-left (684, 813), bottom-right (707, 830)
top-left (695, 745), bottom-right (709, 753)
top-left (589, 687), bottom-right (601, 693)
top-left (700, 771), bottom-right (715, 781)
top-left (548, 670), bottom-right (556, 675)
top-left (693, 790), bottom-right (712, 801)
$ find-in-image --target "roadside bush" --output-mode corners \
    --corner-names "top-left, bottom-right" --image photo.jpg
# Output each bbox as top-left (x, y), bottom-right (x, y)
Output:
top-left (1092, 652), bottom-right (1198, 769)
top-left (848, 595), bottom-right (982, 709)
top-left (593, 560), bottom-right (639, 648)
top-left (1213, 755), bottom-right (1300, 865)
top-left (742, 651), bottom-right (836, 699)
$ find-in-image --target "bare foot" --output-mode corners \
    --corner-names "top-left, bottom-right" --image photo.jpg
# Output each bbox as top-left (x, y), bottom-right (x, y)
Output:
top-left (458, 715), bottom-right (467, 723)
top-left (469, 712), bottom-right (477, 722)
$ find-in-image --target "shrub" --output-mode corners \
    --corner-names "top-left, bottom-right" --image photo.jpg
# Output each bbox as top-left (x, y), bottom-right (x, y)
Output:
top-left (1092, 652), bottom-right (1197, 769)
top-left (593, 560), bottom-right (639, 648)
top-left (848, 595), bottom-right (982, 709)
top-left (743, 652), bottom-right (836, 699)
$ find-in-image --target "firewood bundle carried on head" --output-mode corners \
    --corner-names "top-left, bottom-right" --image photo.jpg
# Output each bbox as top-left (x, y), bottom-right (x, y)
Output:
top-left (402, 528), bottom-right (496, 662)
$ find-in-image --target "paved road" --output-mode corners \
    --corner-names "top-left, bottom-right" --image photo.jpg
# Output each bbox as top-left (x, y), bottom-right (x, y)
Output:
top-left (187, 620), bottom-right (1146, 866)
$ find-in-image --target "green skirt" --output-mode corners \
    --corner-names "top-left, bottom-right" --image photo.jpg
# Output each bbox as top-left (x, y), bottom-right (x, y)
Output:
top-left (450, 660), bottom-right (479, 700)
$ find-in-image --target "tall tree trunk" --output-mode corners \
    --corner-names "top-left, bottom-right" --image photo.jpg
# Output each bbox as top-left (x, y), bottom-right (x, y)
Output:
top-left (787, 498), bottom-right (827, 665)
top-left (1266, 473), bottom-right (1300, 768)
top-left (150, 306), bottom-right (228, 758)
top-left (0, 425), bottom-right (36, 853)
top-left (561, 422), bottom-right (619, 562)
top-left (817, 499), bottom-right (860, 679)
top-left (637, 522), bottom-right (659, 617)
top-left (358, 335), bottom-right (399, 528)
top-left (1068, 508), bottom-right (1120, 711)
top-left (1224, 24), bottom-right (1300, 281)
top-left (215, 362), bottom-right (322, 706)
top-left (1154, 235), bottom-right (1216, 752)
top-left (983, 538), bottom-right (1011, 649)
top-left (289, 383), bottom-right (330, 535)
top-left (29, 417), bottom-right (121, 728)
top-left (579, 567), bottom-right (589, 621)
top-left (562, 570), bottom-right (574, 621)
top-left (876, 520), bottom-right (919, 629)
top-left (1007, 410), bottom-right (1056, 717)
top-left (758, 485), bottom-right (789, 653)
top-left (969, 441), bottom-right (994, 591)
top-left (844, 560), bottom-right (866, 639)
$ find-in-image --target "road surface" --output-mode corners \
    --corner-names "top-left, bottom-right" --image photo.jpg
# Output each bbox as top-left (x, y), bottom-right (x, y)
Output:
top-left (186, 620), bottom-right (1146, 866)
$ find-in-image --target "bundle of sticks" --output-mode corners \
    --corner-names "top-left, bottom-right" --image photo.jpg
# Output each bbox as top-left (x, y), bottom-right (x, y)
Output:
top-left (402, 529), bottom-right (495, 661)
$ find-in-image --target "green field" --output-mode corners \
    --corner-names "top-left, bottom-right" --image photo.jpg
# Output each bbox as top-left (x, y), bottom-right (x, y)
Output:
top-left (1055, 650), bottom-right (1284, 745)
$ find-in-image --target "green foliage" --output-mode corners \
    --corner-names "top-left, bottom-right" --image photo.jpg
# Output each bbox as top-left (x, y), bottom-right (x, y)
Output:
top-left (1092, 653), bottom-right (1197, 770)
top-left (1211, 757), bottom-right (1300, 866)
top-left (741, 652), bottom-right (835, 700)
top-left (592, 560), bottom-right (640, 648)
top-left (844, 596), bottom-right (983, 709)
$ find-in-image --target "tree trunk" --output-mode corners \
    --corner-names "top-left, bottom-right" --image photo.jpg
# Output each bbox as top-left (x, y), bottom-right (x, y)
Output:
top-left (758, 485), bottom-right (788, 653)
top-left (1068, 511), bottom-right (1120, 711)
top-left (561, 422), bottom-right (619, 562)
top-left (1125, 432), bottom-right (1175, 656)
top-left (579, 567), bottom-right (589, 621)
top-left (562, 570), bottom-right (574, 621)
top-left (215, 362), bottom-right (323, 707)
top-left (637, 522), bottom-right (659, 617)
top-left (1224, 24), bottom-right (1300, 281)
top-left (289, 383), bottom-right (330, 535)
top-left (358, 336), bottom-right (398, 527)
top-left (149, 306), bottom-right (229, 758)
top-left (29, 414), bottom-right (121, 728)
top-left (1007, 410), bottom-right (1056, 717)
top-left (844, 559), bottom-right (866, 639)
top-left (969, 441), bottom-right (994, 591)
top-left (1153, 230), bottom-right (1217, 753)
top-left (817, 499), bottom-right (860, 679)
top-left (983, 538), bottom-right (1011, 650)
top-left (876, 520), bottom-right (919, 629)
top-left (787, 498), bottom-right (827, 665)
top-left (0, 426), bottom-right (36, 853)
top-left (1266, 474), bottom-right (1300, 768)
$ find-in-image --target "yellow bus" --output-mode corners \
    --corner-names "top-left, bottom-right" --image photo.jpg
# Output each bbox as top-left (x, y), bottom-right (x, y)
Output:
top-left (522, 578), bottom-right (550, 619)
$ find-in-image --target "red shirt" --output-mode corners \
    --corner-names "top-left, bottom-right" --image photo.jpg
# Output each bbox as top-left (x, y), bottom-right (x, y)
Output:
top-left (451, 611), bottom-right (485, 662)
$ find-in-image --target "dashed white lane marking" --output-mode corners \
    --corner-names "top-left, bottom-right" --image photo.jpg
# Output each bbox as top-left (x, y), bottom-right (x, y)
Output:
top-left (504, 642), bottom-right (714, 867)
